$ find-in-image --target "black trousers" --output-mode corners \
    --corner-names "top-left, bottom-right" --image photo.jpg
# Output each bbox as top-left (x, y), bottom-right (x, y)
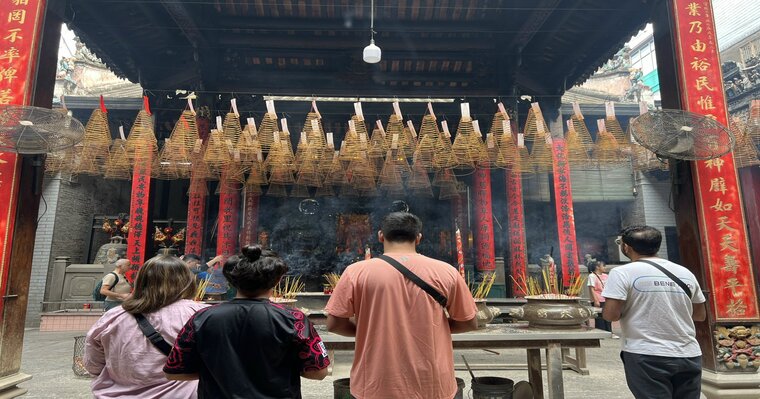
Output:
top-left (595, 302), bottom-right (613, 333)
top-left (620, 351), bottom-right (702, 399)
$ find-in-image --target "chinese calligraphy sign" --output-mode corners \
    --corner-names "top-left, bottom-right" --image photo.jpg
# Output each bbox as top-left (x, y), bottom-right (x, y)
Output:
top-left (551, 138), bottom-right (579, 287)
top-left (506, 168), bottom-right (527, 296)
top-left (473, 169), bottom-right (495, 271)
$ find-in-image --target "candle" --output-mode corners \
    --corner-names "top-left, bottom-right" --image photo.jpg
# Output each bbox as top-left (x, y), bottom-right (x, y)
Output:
top-left (455, 228), bottom-right (465, 278)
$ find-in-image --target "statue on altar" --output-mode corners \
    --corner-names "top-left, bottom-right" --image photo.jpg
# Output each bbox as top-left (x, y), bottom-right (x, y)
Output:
top-left (336, 214), bottom-right (371, 257)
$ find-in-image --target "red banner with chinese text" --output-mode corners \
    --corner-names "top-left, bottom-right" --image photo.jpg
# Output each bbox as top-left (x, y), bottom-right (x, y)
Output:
top-left (0, 0), bottom-right (45, 316)
top-left (673, 0), bottom-right (759, 321)
top-left (551, 138), bottom-right (579, 287)
top-left (473, 168), bottom-right (495, 271)
top-left (506, 169), bottom-right (528, 296)
top-left (240, 188), bottom-right (259, 247)
top-left (125, 159), bottom-right (152, 282)
top-left (217, 172), bottom-right (240, 258)
top-left (184, 176), bottom-right (206, 256)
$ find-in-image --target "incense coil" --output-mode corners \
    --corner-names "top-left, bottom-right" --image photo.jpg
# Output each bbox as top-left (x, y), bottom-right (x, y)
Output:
top-left (235, 134), bottom-right (263, 172)
top-left (125, 110), bottom-right (158, 163)
top-left (245, 160), bottom-right (267, 186)
top-left (569, 115), bottom-right (595, 152)
top-left (730, 117), bottom-right (760, 168)
top-left (103, 139), bottom-right (132, 180)
top-left (414, 114), bottom-right (440, 170)
top-left (266, 183), bottom-right (289, 197)
top-left (268, 165), bottom-right (295, 185)
top-left (367, 127), bottom-right (388, 158)
top-left (565, 125), bottom-right (592, 169)
top-left (451, 117), bottom-right (478, 168)
top-left (203, 129), bottom-right (232, 172)
top-left (315, 183), bottom-right (335, 197)
top-left (513, 146), bottom-right (535, 175)
top-left (303, 112), bottom-right (327, 160)
top-left (290, 184), bottom-right (311, 198)
top-left (45, 146), bottom-right (78, 176)
top-left (340, 129), bottom-right (364, 162)
top-left (529, 139), bottom-right (554, 173)
top-left (748, 100), bottom-right (760, 145)
top-left (75, 108), bottom-right (111, 176)
top-left (385, 114), bottom-right (405, 150)
top-left (244, 183), bottom-right (263, 196)
top-left (523, 106), bottom-right (549, 142)
top-left (324, 153), bottom-right (349, 186)
top-left (257, 113), bottom-right (278, 151)
top-left (605, 116), bottom-right (630, 148)
top-left (488, 112), bottom-right (515, 168)
top-left (264, 138), bottom-right (294, 173)
top-left (222, 112), bottom-right (243, 146)
top-left (351, 115), bottom-right (370, 152)
top-left (432, 168), bottom-right (456, 187)
top-left (295, 156), bottom-right (324, 187)
top-left (400, 126), bottom-right (417, 155)
top-left (339, 184), bottom-right (360, 197)
top-left (593, 129), bottom-right (626, 169)
top-left (433, 132), bottom-right (457, 170)
top-left (406, 162), bottom-right (432, 190)
top-left (438, 180), bottom-right (460, 200)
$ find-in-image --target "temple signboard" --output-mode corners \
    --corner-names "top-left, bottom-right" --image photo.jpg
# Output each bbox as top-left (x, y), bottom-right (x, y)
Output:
top-left (673, 0), bottom-right (759, 321)
top-left (551, 137), bottom-right (579, 286)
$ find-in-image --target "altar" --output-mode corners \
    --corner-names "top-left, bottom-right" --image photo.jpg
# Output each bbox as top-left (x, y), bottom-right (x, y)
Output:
top-left (319, 324), bottom-right (610, 399)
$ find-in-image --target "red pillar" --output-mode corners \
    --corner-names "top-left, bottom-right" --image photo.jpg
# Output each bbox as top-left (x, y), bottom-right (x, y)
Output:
top-left (551, 138), bottom-right (580, 286)
top-left (506, 169), bottom-right (528, 296)
top-left (473, 168), bottom-right (495, 272)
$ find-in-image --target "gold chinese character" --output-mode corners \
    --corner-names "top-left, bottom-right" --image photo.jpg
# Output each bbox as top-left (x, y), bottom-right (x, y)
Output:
top-left (691, 39), bottom-right (707, 52)
top-left (0, 89), bottom-right (11, 104)
top-left (705, 157), bottom-right (725, 172)
top-left (710, 198), bottom-right (733, 212)
top-left (695, 76), bottom-right (715, 91)
top-left (689, 21), bottom-right (703, 34)
top-left (722, 255), bottom-right (739, 273)
top-left (4, 28), bottom-right (22, 43)
top-left (709, 177), bottom-right (726, 194)
top-left (726, 298), bottom-right (747, 316)
top-left (725, 278), bottom-right (742, 296)
top-left (686, 2), bottom-right (701, 16)
top-left (0, 47), bottom-right (20, 64)
top-left (0, 66), bottom-right (18, 84)
top-left (717, 216), bottom-right (738, 232)
top-left (690, 57), bottom-right (710, 71)
top-left (720, 234), bottom-right (738, 252)
top-left (7, 9), bottom-right (26, 24)
top-left (12, 0), bottom-right (30, 5)
top-left (697, 95), bottom-right (716, 110)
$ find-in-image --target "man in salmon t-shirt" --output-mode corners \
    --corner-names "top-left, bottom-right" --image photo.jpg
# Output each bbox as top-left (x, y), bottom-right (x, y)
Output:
top-left (326, 212), bottom-right (478, 399)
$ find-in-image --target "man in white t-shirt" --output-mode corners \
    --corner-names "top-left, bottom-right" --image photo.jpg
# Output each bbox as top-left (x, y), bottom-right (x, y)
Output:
top-left (602, 225), bottom-right (706, 399)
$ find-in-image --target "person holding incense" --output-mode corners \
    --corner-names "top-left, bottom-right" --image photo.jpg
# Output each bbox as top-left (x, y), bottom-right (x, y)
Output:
top-left (85, 256), bottom-right (206, 398)
top-left (164, 245), bottom-right (330, 398)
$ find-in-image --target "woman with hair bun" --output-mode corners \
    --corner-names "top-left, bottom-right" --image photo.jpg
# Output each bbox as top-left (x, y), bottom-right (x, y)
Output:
top-left (164, 245), bottom-right (330, 398)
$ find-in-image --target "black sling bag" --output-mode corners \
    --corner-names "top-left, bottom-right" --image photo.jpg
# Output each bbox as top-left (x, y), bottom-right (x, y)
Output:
top-left (378, 254), bottom-right (448, 307)
top-left (638, 259), bottom-right (692, 299)
top-left (133, 313), bottom-right (173, 356)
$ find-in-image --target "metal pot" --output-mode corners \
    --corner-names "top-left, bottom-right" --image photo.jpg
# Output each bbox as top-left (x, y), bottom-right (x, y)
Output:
top-left (509, 295), bottom-right (592, 329)
top-left (475, 299), bottom-right (501, 329)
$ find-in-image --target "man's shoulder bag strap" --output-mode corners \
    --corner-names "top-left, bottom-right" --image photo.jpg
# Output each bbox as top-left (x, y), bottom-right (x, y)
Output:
top-left (638, 259), bottom-right (692, 299)
top-left (378, 254), bottom-right (448, 307)
top-left (133, 313), bottom-right (173, 356)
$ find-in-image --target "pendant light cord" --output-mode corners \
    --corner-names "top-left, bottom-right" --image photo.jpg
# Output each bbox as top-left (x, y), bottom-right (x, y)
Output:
top-left (370, 0), bottom-right (375, 41)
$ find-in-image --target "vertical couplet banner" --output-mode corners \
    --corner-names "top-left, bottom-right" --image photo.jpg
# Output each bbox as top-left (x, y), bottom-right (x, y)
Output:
top-left (125, 157), bottom-right (152, 282)
top-left (0, 0), bottom-right (46, 315)
top-left (240, 188), bottom-right (259, 247)
top-left (217, 171), bottom-right (240, 258)
top-left (551, 138), bottom-right (579, 287)
top-left (451, 193), bottom-right (467, 265)
top-left (473, 169), bottom-right (495, 271)
top-left (506, 169), bottom-right (528, 296)
top-left (184, 175), bottom-right (207, 256)
top-left (672, 0), bottom-right (759, 320)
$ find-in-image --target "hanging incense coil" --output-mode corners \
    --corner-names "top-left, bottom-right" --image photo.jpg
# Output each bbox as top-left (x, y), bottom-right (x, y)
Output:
top-left (325, 152), bottom-right (349, 186)
top-left (730, 117), bottom-right (760, 168)
top-left (296, 156), bottom-right (324, 187)
top-left (266, 183), bottom-right (289, 197)
top-left (351, 115), bottom-right (370, 151)
top-left (569, 115), bottom-right (595, 153)
top-left (438, 182), bottom-right (460, 200)
top-left (513, 146), bottom-right (535, 175)
top-left (74, 108), bottom-right (111, 176)
top-left (290, 184), bottom-right (311, 198)
top-left (747, 99), bottom-right (760, 145)
top-left (222, 112), bottom-right (243, 146)
top-left (257, 113), bottom-right (278, 151)
top-left (315, 183), bottom-right (335, 197)
top-left (523, 104), bottom-right (550, 143)
top-left (482, 133), bottom-right (507, 169)
top-left (103, 139), bottom-right (132, 180)
top-left (593, 126), bottom-right (626, 169)
top-left (432, 168), bottom-right (457, 187)
top-left (157, 111), bottom-right (199, 179)
top-left (244, 183), bottom-right (263, 196)
top-left (605, 116), bottom-right (629, 148)
top-left (368, 127), bottom-right (388, 158)
top-left (433, 128), bottom-right (457, 170)
top-left (407, 163), bottom-right (433, 198)
top-left (303, 112), bottom-right (327, 160)
top-left (565, 122), bottom-right (591, 169)
top-left (530, 138), bottom-right (554, 173)
top-left (263, 136), bottom-right (294, 172)
top-left (488, 112), bottom-right (515, 168)
top-left (45, 146), bottom-right (78, 176)
top-left (385, 114), bottom-right (405, 150)
top-left (203, 129), bottom-right (232, 172)
top-left (414, 114), bottom-right (440, 170)
top-left (125, 110), bottom-right (158, 163)
top-left (400, 126), bottom-right (417, 155)
top-left (378, 153), bottom-right (405, 192)
top-left (268, 165), bottom-right (295, 185)
top-left (340, 128), bottom-right (364, 162)
top-left (339, 184), bottom-right (360, 197)
top-left (235, 135), bottom-right (263, 173)
top-left (451, 117), bottom-right (479, 168)
top-left (246, 160), bottom-right (267, 186)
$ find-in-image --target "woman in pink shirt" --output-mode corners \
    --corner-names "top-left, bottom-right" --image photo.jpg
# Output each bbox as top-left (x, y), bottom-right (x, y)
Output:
top-left (587, 261), bottom-right (618, 338)
top-left (84, 255), bottom-right (207, 398)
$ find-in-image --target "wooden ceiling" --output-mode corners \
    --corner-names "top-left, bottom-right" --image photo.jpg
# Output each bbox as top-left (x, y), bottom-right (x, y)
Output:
top-left (60, 0), bottom-right (656, 97)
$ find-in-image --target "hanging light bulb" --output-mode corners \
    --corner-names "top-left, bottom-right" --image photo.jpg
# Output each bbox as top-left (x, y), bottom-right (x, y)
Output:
top-left (363, 0), bottom-right (381, 64)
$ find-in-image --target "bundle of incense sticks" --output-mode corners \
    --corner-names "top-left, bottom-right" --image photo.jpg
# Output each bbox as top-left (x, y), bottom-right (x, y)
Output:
top-left (323, 273), bottom-right (341, 291)
top-left (195, 275), bottom-right (211, 301)
top-left (468, 272), bottom-right (497, 300)
top-left (273, 275), bottom-right (305, 300)
top-left (510, 273), bottom-right (586, 298)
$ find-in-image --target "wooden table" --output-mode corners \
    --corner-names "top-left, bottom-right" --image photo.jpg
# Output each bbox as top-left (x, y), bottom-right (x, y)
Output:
top-left (318, 324), bottom-right (610, 399)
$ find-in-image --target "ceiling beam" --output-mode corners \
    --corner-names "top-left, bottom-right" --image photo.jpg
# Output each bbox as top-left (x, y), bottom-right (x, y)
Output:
top-left (508, 0), bottom-right (562, 50)
top-left (217, 34), bottom-right (496, 52)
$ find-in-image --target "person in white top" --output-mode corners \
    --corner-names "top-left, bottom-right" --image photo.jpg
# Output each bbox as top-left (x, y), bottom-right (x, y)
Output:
top-left (587, 261), bottom-right (618, 338)
top-left (602, 225), bottom-right (706, 399)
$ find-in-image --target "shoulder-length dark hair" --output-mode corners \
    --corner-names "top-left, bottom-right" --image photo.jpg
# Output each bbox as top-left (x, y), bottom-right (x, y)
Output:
top-left (122, 255), bottom-right (197, 314)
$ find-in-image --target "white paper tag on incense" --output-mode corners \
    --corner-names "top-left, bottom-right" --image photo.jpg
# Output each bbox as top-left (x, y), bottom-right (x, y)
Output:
top-left (193, 139), bottom-right (202, 153)
top-left (325, 133), bottom-right (334, 148)
top-left (257, 149), bottom-right (263, 161)
top-left (281, 118), bottom-right (289, 134)
top-left (247, 117), bottom-right (256, 131)
top-left (300, 132), bottom-right (307, 144)
top-left (354, 102), bottom-right (364, 118)
top-left (442, 120), bottom-right (451, 138)
top-left (487, 134), bottom-right (495, 148)
top-left (231, 98), bottom-right (239, 117)
top-left (266, 100), bottom-right (276, 114)
top-left (312, 100), bottom-right (322, 119)
top-left (605, 101), bottom-right (615, 118)
top-left (597, 119), bottom-right (606, 132)
top-left (376, 120), bottom-right (386, 137)
top-left (545, 134), bottom-right (553, 145)
top-left (639, 101), bottom-right (648, 115)
top-left (393, 101), bottom-right (402, 119)
top-left (517, 133), bottom-right (525, 148)
top-left (391, 134), bottom-right (399, 149)
top-left (225, 139), bottom-right (234, 154)
top-left (273, 131), bottom-right (280, 143)
top-left (188, 98), bottom-right (195, 115)
top-left (473, 120), bottom-right (481, 135)
top-left (216, 116), bottom-right (223, 131)
top-left (311, 119), bottom-right (320, 132)
top-left (498, 102), bottom-right (508, 118)
top-left (461, 103), bottom-right (470, 118)
top-left (572, 102), bottom-right (583, 119)
top-left (427, 102), bottom-right (436, 119)
top-left (531, 102), bottom-right (541, 113)
top-left (233, 149), bottom-right (241, 161)
top-left (407, 121), bottom-right (417, 138)
top-left (502, 120), bottom-right (512, 136)
top-left (566, 119), bottom-right (575, 133)
top-left (119, 126), bottom-right (126, 140)
top-left (386, 149), bottom-right (393, 159)
top-left (339, 141), bottom-right (346, 154)
top-left (348, 119), bottom-right (356, 132)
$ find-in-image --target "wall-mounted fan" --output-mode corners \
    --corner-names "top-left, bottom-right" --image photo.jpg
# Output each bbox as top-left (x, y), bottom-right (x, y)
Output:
top-left (0, 105), bottom-right (84, 154)
top-left (629, 109), bottom-right (734, 161)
